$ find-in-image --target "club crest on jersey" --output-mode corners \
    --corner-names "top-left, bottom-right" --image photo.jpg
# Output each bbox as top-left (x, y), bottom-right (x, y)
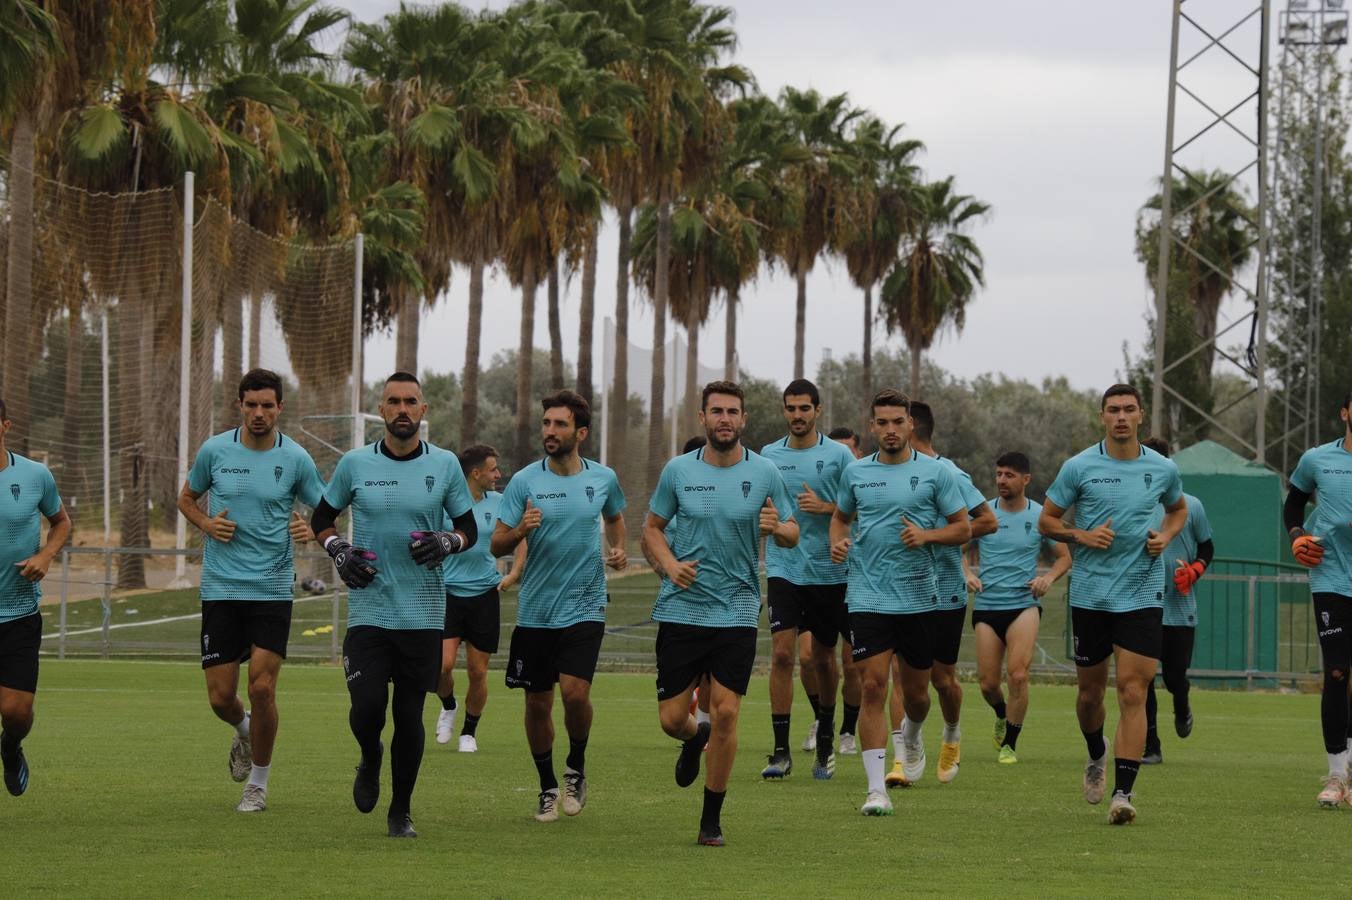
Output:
top-left (585, 485), bottom-right (595, 503)
top-left (483, 511), bottom-right (492, 525)
top-left (816, 459), bottom-right (825, 473)
top-left (8, 484), bottom-right (18, 501)
top-left (741, 480), bottom-right (751, 498)
top-left (274, 465), bottom-right (283, 483)
top-left (425, 475), bottom-right (435, 493)
top-left (1025, 521), bottom-right (1033, 534)
top-left (909, 476), bottom-right (919, 491)
top-left (1144, 472), bottom-right (1153, 489)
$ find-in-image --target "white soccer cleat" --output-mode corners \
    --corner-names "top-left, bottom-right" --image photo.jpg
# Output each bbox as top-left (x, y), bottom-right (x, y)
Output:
top-left (535, 788), bottom-right (560, 822)
top-left (562, 769), bottom-right (587, 816)
top-left (1083, 756), bottom-right (1107, 805)
top-left (1107, 791), bottom-right (1136, 825)
top-left (900, 739), bottom-right (926, 786)
top-left (859, 789), bottom-right (894, 816)
top-left (229, 732), bottom-right (252, 783)
top-left (436, 707), bottom-right (456, 745)
top-left (235, 784), bottom-right (267, 813)
top-left (1318, 774), bottom-right (1347, 809)
top-left (458, 734), bottom-right (478, 753)
top-left (838, 733), bottom-right (858, 756)
top-left (802, 725), bottom-right (817, 753)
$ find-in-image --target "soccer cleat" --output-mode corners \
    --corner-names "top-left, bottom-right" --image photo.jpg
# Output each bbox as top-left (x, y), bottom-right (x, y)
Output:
top-left (458, 735), bottom-right (479, 753)
top-left (387, 812), bottom-right (417, 838)
top-left (761, 751), bottom-right (793, 779)
top-left (697, 826), bottom-right (726, 847)
top-left (993, 717), bottom-right (1007, 749)
top-left (813, 742), bottom-right (836, 781)
top-left (353, 742), bottom-right (383, 814)
top-left (802, 726), bottom-right (817, 753)
top-left (236, 784), bottom-right (267, 812)
top-left (1083, 756), bottom-right (1107, 805)
top-left (937, 740), bottom-right (960, 784)
top-left (1107, 792), bottom-right (1137, 825)
top-left (229, 730), bottom-right (252, 783)
top-left (859, 789), bottom-right (894, 816)
top-left (1175, 711), bottom-right (1194, 740)
top-left (562, 769), bottom-right (587, 816)
top-left (435, 707), bottom-right (456, 745)
top-left (535, 788), bottom-right (560, 822)
top-left (1318, 775), bottom-right (1347, 809)
top-left (997, 745), bottom-right (1018, 765)
top-left (2, 745), bottom-right (29, 797)
top-left (1142, 745), bottom-right (1163, 765)
top-left (899, 740), bottom-right (926, 786)
top-left (676, 722), bottom-right (710, 788)
top-left (884, 760), bottom-right (907, 789)
top-left (838, 733), bottom-right (858, 755)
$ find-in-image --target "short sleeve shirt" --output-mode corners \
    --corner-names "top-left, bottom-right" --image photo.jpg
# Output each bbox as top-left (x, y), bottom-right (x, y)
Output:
top-left (1290, 440), bottom-right (1352, 597)
top-left (975, 498), bottom-right (1054, 611)
top-left (442, 491), bottom-right (506, 598)
top-left (0, 453), bottom-right (62, 623)
top-left (1154, 492), bottom-right (1213, 626)
top-left (760, 434), bottom-right (855, 585)
top-left (932, 455), bottom-right (986, 608)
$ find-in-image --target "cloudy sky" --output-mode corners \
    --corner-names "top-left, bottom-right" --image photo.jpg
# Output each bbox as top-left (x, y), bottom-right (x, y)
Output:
top-left (334, 0), bottom-right (1269, 393)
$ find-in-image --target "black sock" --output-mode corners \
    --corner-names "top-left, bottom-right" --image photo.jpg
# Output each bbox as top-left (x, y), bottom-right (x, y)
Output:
top-left (992, 699), bottom-right (1008, 720)
top-left (533, 750), bottom-right (557, 792)
top-left (0, 731), bottom-right (18, 754)
top-left (686, 720), bottom-right (711, 749)
top-left (389, 679), bottom-right (426, 817)
top-left (462, 712), bottom-right (481, 738)
top-left (1083, 727), bottom-right (1106, 760)
top-left (1113, 757), bottom-right (1140, 797)
top-left (807, 693), bottom-right (821, 719)
top-left (700, 787), bottom-right (726, 831)
top-left (817, 705), bottom-right (836, 742)
top-left (1004, 721), bottom-right (1023, 750)
top-left (1145, 680), bottom-right (1158, 734)
top-left (771, 714), bottom-right (790, 754)
top-left (1174, 687), bottom-right (1191, 721)
top-left (841, 703), bottom-right (860, 735)
top-left (441, 692), bottom-right (457, 712)
top-left (566, 737), bottom-right (588, 775)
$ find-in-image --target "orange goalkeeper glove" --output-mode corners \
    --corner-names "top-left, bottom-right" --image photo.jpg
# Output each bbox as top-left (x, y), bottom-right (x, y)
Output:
top-left (1173, 559), bottom-right (1205, 595)
top-left (1292, 534), bottom-right (1324, 568)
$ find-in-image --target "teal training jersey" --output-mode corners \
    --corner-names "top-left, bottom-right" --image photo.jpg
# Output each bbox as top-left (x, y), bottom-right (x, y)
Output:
top-left (498, 458), bottom-right (625, 628)
top-left (760, 433), bottom-right (855, 585)
top-left (650, 447), bottom-right (793, 629)
top-left (933, 455), bottom-right (988, 608)
top-left (442, 490), bottom-right (506, 598)
top-left (187, 429), bottom-right (327, 601)
top-left (975, 498), bottom-right (1052, 611)
top-left (0, 452), bottom-right (62, 623)
top-left (835, 450), bottom-right (966, 615)
top-left (1045, 442), bottom-right (1184, 612)
top-left (323, 440), bottom-right (474, 631)
top-left (1290, 439), bottom-right (1352, 596)
top-left (1153, 492), bottom-right (1212, 626)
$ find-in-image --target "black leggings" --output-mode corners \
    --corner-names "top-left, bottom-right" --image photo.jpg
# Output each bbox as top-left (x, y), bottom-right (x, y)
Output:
top-left (349, 674), bottom-right (428, 816)
top-left (1146, 625), bottom-right (1196, 736)
top-left (1315, 593), bottom-right (1352, 755)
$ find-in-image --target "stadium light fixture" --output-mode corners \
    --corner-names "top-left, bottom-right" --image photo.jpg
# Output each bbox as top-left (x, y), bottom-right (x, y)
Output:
top-left (1324, 18), bottom-right (1349, 42)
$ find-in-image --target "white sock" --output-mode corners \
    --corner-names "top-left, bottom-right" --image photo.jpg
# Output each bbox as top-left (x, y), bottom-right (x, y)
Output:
top-left (942, 721), bottom-right (961, 744)
top-left (891, 729), bottom-right (905, 759)
top-left (234, 713), bottom-right (251, 739)
top-left (696, 708), bottom-right (711, 726)
top-left (900, 716), bottom-right (922, 747)
top-left (248, 763), bottom-right (270, 789)
top-left (1329, 750), bottom-right (1349, 778)
top-left (1346, 736), bottom-right (1352, 754)
top-left (863, 748), bottom-right (887, 793)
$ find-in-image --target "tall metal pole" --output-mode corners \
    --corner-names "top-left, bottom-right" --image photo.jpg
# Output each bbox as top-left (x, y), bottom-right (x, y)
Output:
top-left (1152, 2), bottom-right (1184, 436)
top-left (101, 307), bottom-right (111, 544)
top-left (1254, 1), bottom-right (1271, 464)
top-left (172, 171), bottom-right (195, 587)
top-left (350, 233), bottom-right (365, 452)
top-left (1309, 23), bottom-right (1326, 438)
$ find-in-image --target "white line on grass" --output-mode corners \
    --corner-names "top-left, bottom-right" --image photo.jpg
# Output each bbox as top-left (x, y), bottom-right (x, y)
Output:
top-left (55, 593), bottom-right (340, 637)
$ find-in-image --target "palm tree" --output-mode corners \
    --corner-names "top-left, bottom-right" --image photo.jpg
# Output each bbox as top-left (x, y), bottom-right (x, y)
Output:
top-left (879, 177), bottom-right (989, 397)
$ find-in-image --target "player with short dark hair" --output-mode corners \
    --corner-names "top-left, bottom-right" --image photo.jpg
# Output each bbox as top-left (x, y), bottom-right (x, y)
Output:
top-left (0, 399), bottom-right (72, 797)
top-left (645, 380), bottom-right (798, 846)
top-left (760, 379), bottom-right (858, 780)
top-left (177, 368), bottom-right (326, 812)
top-left (1284, 393), bottom-right (1352, 807)
top-left (434, 444), bottom-right (526, 752)
top-left (311, 372), bottom-right (477, 838)
top-left (830, 389), bottom-right (971, 816)
top-left (492, 390), bottom-right (627, 824)
top-left (965, 450), bottom-right (1070, 764)
top-left (829, 427), bottom-right (863, 459)
top-left (1038, 383), bottom-right (1188, 824)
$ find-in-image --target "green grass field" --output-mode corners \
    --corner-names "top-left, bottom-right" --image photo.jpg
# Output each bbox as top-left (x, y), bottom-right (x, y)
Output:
top-left (6, 658), bottom-right (1352, 898)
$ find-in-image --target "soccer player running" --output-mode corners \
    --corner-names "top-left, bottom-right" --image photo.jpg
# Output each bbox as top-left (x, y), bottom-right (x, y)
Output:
top-left (964, 452), bottom-right (1070, 764)
top-left (1139, 437), bottom-right (1212, 766)
top-left (1283, 391), bottom-right (1352, 807)
top-left (760, 379), bottom-right (858, 780)
top-left (829, 390), bottom-right (971, 816)
top-left (311, 372), bottom-right (477, 838)
top-left (177, 369), bottom-right (325, 812)
top-left (0, 398), bottom-right (71, 798)
top-left (492, 391), bottom-right (626, 824)
top-left (1038, 384), bottom-right (1187, 825)
top-left (434, 444), bottom-right (526, 752)
top-left (885, 400), bottom-right (996, 786)
top-left (829, 426), bottom-right (864, 459)
top-left (645, 380), bottom-right (798, 846)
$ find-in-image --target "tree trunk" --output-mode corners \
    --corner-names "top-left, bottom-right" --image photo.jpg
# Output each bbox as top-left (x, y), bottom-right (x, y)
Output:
top-left (607, 205), bottom-right (632, 468)
top-left (461, 256), bottom-right (485, 446)
top-left (862, 283), bottom-right (873, 421)
top-left (3, 108), bottom-right (37, 453)
top-left (222, 293), bottom-right (243, 417)
top-left (514, 261), bottom-right (538, 469)
top-left (247, 292), bottom-right (262, 369)
top-left (647, 196), bottom-right (673, 490)
top-left (394, 291), bottom-right (419, 375)
top-left (547, 257), bottom-right (564, 389)
top-left (908, 336), bottom-right (923, 399)
top-left (724, 286), bottom-right (738, 381)
top-left (685, 300), bottom-right (701, 442)
top-left (794, 267), bottom-right (807, 380)
top-left (62, 307), bottom-right (84, 509)
top-left (577, 224), bottom-right (598, 407)
top-left (117, 296), bottom-right (149, 588)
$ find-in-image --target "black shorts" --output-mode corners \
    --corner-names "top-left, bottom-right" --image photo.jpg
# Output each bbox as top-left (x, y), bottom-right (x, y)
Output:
top-left (1070, 606), bottom-right (1163, 666)
top-left (342, 625), bottom-right (442, 694)
top-left (444, 588), bottom-right (501, 653)
top-left (971, 606), bottom-right (1041, 645)
top-left (200, 600), bottom-right (292, 669)
top-left (850, 610), bottom-right (955, 670)
top-left (505, 621), bottom-right (605, 693)
top-left (654, 623), bottom-right (758, 698)
top-left (0, 612), bottom-right (41, 693)
top-left (766, 579), bottom-right (849, 647)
